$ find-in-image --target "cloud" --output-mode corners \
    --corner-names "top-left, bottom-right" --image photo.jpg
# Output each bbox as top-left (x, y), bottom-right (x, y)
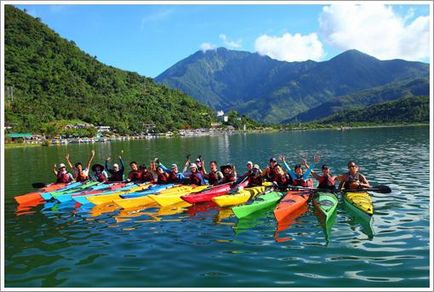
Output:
top-left (254, 32), bottom-right (325, 62)
top-left (219, 34), bottom-right (242, 49)
top-left (319, 3), bottom-right (430, 61)
top-left (200, 42), bottom-right (216, 52)
top-left (140, 9), bottom-right (173, 30)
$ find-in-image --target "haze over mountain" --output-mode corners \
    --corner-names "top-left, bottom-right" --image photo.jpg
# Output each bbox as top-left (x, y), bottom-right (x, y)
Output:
top-left (156, 47), bottom-right (429, 124)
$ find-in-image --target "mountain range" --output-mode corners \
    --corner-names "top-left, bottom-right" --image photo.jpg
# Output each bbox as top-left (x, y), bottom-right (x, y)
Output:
top-left (156, 47), bottom-right (429, 124)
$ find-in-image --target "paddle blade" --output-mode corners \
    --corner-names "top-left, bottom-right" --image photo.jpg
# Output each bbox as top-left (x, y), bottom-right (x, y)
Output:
top-left (32, 182), bottom-right (48, 189)
top-left (371, 185), bottom-right (391, 193)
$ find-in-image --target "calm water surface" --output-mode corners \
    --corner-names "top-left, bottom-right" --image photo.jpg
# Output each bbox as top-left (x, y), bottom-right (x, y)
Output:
top-left (4, 126), bottom-right (430, 287)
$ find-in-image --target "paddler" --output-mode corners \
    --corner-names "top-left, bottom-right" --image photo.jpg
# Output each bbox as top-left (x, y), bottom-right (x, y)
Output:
top-left (91, 163), bottom-right (109, 183)
top-left (336, 161), bottom-right (371, 190)
top-left (65, 150), bottom-right (95, 182)
top-left (154, 158), bottom-right (187, 184)
top-left (140, 164), bottom-right (156, 183)
top-left (195, 156), bottom-right (206, 175)
top-left (105, 155), bottom-right (125, 181)
top-left (310, 162), bottom-right (337, 191)
top-left (220, 164), bottom-right (237, 184)
top-left (262, 157), bottom-right (288, 189)
top-left (127, 161), bottom-right (142, 182)
top-left (187, 163), bottom-right (206, 185)
top-left (203, 160), bottom-right (224, 185)
top-left (156, 166), bottom-right (170, 184)
top-left (52, 163), bottom-right (74, 183)
top-left (241, 161), bottom-right (263, 187)
top-left (280, 155), bottom-right (317, 187)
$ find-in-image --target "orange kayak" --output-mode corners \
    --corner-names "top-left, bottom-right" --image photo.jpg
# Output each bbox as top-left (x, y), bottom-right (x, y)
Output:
top-left (14, 183), bottom-right (67, 204)
top-left (273, 190), bottom-right (310, 223)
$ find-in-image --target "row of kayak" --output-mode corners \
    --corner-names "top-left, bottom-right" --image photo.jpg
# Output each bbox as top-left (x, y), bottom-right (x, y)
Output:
top-left (15, 180), bottom-right (374, 229)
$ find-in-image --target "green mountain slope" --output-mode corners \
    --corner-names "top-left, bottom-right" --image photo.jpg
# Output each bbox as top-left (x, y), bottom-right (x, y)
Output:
top-left (286, 77), bottom-right (429, 123)
top-left (320, 95), bottom-right (429, 124)
top-left (4, 6), bottom-right (214, 134)
top-left (156, 48), bottom-right (429, 124)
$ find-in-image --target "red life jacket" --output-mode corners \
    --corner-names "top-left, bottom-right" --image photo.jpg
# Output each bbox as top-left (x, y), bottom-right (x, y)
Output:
top-left (190, 172), bottom-right (203, 186)
top-left (141, 171), bottom-right (155, 183)
top-left (207, 171), bottom-right (220, 185)
top-left (128, 170), bottom-right (142, 182)
top-left (109, 171), bottom-right (123, 182)
top-left (168, 171), bottom-right (179, 183)
top-left (248, 169), bottom-right (263, 187)
top-left (221, 173), bottom-right (236, 184)
top-left (95, 172), bottom-right (107, 183)
top-left (270, 165), bottom-right (288, 186)
top-left (318, 175), bottom-right (335, 189)
top-left (157, 172), bottom-right (169, 184)
top-left (56, 172), bottom-right (71, 183)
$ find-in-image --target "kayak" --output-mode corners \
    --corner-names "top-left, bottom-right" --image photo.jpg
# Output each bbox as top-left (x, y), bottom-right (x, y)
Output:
top-left (312, 192), bottom-right (338, 223)
top-left (149, 185), bottom-right (208, 206)
top-left (119, 184), bottom-right (176, 199)
top-left (274, 203), bottom-right (309, 243)
top-left (181, 180), bottom-right (249, 204)
top-left (343, 191), bottom-right (373, 221)
top-left (72, 183), bottom-right (138, 205)
top-left (273, 190), bottom-right (311, 223)
top-left (41, 181), bottom-right (99, 201)
top-left (232, 191), bottom-right (283, 219)
top-left (113, 185), bottom-right (197, 209)
top-left (14, 182), bottom-right (75, 204)
top-left (212, 184), bottom-right (270, 207)
top-left (55, 182), bottom-right (127, 203)
top-left (86, 183), bottom-right (151, 205)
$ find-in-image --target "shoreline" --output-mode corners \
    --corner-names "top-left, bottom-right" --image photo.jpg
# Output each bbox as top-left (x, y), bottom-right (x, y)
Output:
top-left (4, 123), bottom-right (429, 148)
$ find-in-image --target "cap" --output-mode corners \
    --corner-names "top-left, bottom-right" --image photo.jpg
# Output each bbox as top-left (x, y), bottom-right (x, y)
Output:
top-left (58, 163), bottom-right (66, 169)
top-left (190, 163), bottom-right (197, 168)
top-left (247, 161), bottom-right (253, 166)
top-left (294, 164), bottom-right (302, 170)
top-left (113, 163), bottom-right (119, 168)
top-left (321, 164), bottom-right (329, 170)
top-left (196, 158), bottom-right (201, 162)
top-left (171, 163), bottom-right (178, 169)
top-left (270, 157), bottom-right (277, 163)
top-left (253, 164), bottom-right (260, 169)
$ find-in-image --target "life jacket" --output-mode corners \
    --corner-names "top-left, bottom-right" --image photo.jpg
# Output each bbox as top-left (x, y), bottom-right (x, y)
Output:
top-left (292, 174), bottom-right (309, 187)
top-left (108, 171), bottom-right (123, 182)
top-left (221, 172), bottom-right (236, 184)
top-left (157, 172), bottom-right (169, 184)
top-left (248, 169), bottom-right (263, 187)
top-left (270, 164), bottom-right (288, 186)
top-left (190, 172), bottom-right (204, 186)
top-left (318, 175), bottom-right (335, 190)
top-left (75, 170), bottom-right (88, 182)
top-left (207, 171), bottom-right (220, 185)
top-left (56, 172), bottom-right (71, 183)
top-left (168, 171), bottom-right (179, 183)
top-left (95, 172), bottom-right (107, 183)
top-left (128, 170), bottom-right (142, 182)
top-left (342, 172), bottom-right (361, 189)
top-left (141, 171), bottom-right (155, 183)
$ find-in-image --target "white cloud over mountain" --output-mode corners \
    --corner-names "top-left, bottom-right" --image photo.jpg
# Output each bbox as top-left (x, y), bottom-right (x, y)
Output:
top-left (319, 3), bottom-right (430, 61)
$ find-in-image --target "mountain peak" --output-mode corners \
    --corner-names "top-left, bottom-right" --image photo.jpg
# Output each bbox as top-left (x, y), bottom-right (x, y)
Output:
top-left (330, 49), bottom-right (379, 63)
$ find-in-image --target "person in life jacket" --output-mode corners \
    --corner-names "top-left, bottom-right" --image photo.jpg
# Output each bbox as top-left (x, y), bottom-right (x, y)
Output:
top-left (220, 164), bottom-right (237, 184)
top-left (280, 154), bottom-right (317, 187)
top-left (336, 161), bottom-right (371, 190)
top-left (195, 156), bottom-right (206, 176)
top-left (311, 163), bottom-right (337, 191)
top-left (127, 161), bottom-right (142, 182)
top-left (140, 164), bottom-right (156, 183)
top-left (156, 166), bottom-right (170, 184)
top-left (203, 161), bottom-right (224, 185)
top-left (188, 163), bottom-right (206, 186)
top-left (65, 150), bottom-right (95, 182)
top-left (52, 163), bottom-right (74, 183)
top-left (91, 163), bottom-right (109, 183)
top-left (153, 158), bottom-right (187, 184)
top-left (105, 154), bottom-right (125, 182)
top-left (241, 161), bottom-right (263, 187)
top-left (262, 157), bottom-right (288, 188)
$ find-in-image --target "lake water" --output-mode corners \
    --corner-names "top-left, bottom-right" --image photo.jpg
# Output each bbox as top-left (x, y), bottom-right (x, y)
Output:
top-left (4, 126), bottom-right (431, 288)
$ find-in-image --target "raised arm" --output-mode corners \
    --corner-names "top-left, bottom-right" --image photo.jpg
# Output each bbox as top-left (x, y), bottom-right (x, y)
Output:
top-left (86, 150), bottom-right (95, 170)
top-left (119, 155), bottom-right (125, 172)
top-left (280, 155), bottom-right (297, 179)
top-left (53, 164), bottom-right (58, 176)
top-left (105, 156), bottom-right (111, 171)
top-left (65, 154), bottom-right (73, 169)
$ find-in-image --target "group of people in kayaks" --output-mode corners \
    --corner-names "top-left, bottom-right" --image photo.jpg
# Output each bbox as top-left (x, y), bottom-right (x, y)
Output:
top-left (53, 150), bottom-right (371, 192)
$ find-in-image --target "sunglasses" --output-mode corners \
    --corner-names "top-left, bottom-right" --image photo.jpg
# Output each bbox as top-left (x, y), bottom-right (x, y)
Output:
top-left (348, 165), bottom-right (357, 168)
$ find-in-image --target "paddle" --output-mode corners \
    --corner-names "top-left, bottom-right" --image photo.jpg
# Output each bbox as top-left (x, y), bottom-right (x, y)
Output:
top-left (32, 182), bottom-right (48, 188)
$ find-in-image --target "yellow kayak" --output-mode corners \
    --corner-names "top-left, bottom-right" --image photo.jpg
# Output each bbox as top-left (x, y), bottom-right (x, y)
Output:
top-left (344, 191), bottom-right (374, 216)
top-left (212, 184), bottom-right (270, 207)
top-left (86, 183), bottom-right (151, 205)
top-left (149, 185), bottom-right (208, 206)
top-left (113, 185), bottom-right (197, 210)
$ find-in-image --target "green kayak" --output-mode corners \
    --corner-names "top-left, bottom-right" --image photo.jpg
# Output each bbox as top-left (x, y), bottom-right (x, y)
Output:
top-left (312, 192), bottom-right (338, 223)
top-left (232, 191), bottom-right (283, 219)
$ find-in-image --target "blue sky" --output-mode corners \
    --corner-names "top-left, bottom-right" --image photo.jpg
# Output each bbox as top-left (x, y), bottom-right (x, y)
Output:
top-left (15, 3), bottom-right (431, 78)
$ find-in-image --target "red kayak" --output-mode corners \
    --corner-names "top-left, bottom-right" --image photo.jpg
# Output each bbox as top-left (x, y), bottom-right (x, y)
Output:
top-left (181, 180), bottom-right (249, 204)
top-left (14, 183), bottom-right (68, 205)
top-left (273, 189), bottom-right (311, 223)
